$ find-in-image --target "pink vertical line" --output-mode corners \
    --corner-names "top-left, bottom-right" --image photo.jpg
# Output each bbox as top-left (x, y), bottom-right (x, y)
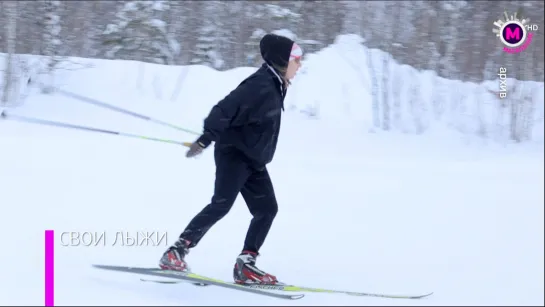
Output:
top-left (45, 230), bottom-right (54, 306)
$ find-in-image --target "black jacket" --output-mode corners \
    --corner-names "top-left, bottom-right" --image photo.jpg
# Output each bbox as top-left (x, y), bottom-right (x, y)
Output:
top-left (196, 63), bottom-right (287, 169)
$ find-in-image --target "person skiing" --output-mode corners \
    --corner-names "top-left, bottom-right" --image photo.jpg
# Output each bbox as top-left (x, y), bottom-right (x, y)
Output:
top-left (159, 33), bottom-right (303, 285)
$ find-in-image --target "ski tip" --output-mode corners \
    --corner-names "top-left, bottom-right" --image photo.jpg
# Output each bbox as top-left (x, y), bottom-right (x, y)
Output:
top-left (92, 264), bottom-right (160, 271)
top-left (407, 291), bottom-right (434, 299)
top-left (346, 290), bottom-right (434, 299)
top-left (92, 264), bottom-right (138, 271)
top-left (421, 291), bottom-right (434, 298)
top-left (93, 264), bottom-right (119, 270)
top-left (290, 294), bottom-right (305, 300)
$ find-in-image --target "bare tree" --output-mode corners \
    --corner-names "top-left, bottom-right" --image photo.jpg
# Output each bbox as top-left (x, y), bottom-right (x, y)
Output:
top-left (166, 1), bottom-right (186, 66)
top-left (2, 0), bottom-right (18, 105)
top-left (41, 0), bottom-right (63, 93)
top-left (378, 2), bottom-right (393, 131)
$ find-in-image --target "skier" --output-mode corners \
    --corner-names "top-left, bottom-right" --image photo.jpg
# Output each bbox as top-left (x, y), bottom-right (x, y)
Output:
top-left (159, 33), bottom-right (303, 285)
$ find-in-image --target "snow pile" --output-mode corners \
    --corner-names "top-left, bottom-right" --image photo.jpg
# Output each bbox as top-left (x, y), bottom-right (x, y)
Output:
top-left (286, 34), bottom-right (544, 144)
top-left (0, 33), bottom-right (543, 145)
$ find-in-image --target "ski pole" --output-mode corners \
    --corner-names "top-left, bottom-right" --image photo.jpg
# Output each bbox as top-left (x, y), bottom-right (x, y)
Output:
top-left (54, 88), bottom-right (201, 136)
top-left (0, 110), bottom-right (192, 147)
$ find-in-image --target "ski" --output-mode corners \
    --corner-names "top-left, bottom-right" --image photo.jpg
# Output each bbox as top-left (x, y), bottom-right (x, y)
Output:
top-left (92, 264), bottom-right (304, 300)
top-left (139, 278), bottom-right (208, 286)
top-left (139, 278), bottom-right (433, 299)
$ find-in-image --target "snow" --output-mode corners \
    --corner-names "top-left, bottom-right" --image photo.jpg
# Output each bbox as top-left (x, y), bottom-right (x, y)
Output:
top-left (272, 29), bottom-right (298, 41)
top-left (0, 36), bottom-right (543, 305)
top-left (264, 4), bottom-right (301, 19)
top-left (148, 19), bottom-right (167, 32)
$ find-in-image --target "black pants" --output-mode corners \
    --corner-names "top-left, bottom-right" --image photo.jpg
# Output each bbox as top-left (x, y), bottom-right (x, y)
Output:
top-left (180, 146), bottom-right (278, 254)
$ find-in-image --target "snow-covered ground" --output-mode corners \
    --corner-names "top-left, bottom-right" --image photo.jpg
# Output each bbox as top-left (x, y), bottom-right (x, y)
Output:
top-left (0, 37), bottom-right (543, 305)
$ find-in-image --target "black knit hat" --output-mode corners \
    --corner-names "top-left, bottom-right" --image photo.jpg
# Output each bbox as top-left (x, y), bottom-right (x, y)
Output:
top-left (259, 33), bottom-right (295, 69)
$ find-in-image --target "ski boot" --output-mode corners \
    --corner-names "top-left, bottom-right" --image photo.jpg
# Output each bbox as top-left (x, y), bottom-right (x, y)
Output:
top-left (159, 238), bottom-right (191, 272)
top-left (233, 251), bottom-right (278, 285)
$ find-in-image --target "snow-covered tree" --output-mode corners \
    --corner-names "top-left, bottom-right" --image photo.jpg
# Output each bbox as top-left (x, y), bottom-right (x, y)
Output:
top-left (165, 1), bottom-right (186, 64)
top-left (191, 24), bottom-right (223, 69)
top-left (190, 1), bottom-right (230, 69)
top-left (102, 0), bottom-right (180, 65)
top-left (242, 2), bottom-right (303, 67)
top-left (245, 28), bottom-right (267, 66)
top-left (438, 1), bottom-right (467, 79)
top-left (265, 4), bottom-right (302, 43)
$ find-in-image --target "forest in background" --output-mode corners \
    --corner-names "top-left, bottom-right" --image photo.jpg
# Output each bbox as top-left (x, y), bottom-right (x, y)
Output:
top-left (0, 0), bottom-right (544, 84)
